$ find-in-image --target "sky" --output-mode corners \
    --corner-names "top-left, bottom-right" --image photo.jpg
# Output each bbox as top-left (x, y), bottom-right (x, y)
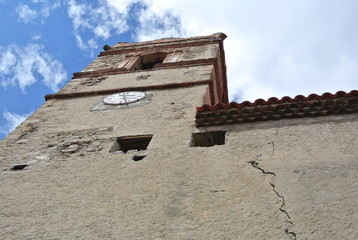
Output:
top-left (0, 0), bottom-right (357, 140)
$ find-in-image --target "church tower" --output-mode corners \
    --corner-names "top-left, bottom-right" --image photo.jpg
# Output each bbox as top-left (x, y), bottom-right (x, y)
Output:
top-left (0, 33), bottom-right (238, 239)
top-left (1, 33), bottom-right (357, 239)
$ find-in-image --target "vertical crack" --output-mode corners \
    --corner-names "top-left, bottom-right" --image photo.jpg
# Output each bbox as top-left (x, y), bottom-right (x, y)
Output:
top-left (247, 160), bottom-right (296, 239)
top-left (269, 120), bottom-right (285, 155)
top-left (268, 141), bottom-right (275, 153)
top-left (247, 120), bottom-right (296, 239)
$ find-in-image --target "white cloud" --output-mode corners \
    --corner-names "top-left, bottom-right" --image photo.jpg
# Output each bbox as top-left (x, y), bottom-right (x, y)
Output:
top-left (0, 44), bottom-right (67, 92)
top-left (15, 3), bottom-right (38, 23)
top-left (66, 0), bottom-right (181, 52)
top-left (132, 0), bottom-right (358, 102)
top-left (0, 51), bottom-right (17, 75)
top-left (15, 0), bottom-right (61, 23)
top-left (32, 34), bottom-right (42, 41)
top-left (67, 0), bottom-right (138, 50)
top-left (0, 111), bottom-right (31, 136)
top-left (135, 6), bottom-right (181, 42)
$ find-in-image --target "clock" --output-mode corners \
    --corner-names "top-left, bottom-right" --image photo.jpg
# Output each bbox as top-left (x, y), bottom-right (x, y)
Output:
top-left (103, 91), bottom-right (146, 105)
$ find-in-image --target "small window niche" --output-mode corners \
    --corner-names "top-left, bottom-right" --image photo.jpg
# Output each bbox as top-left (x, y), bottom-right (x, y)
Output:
top-left (140, 52), bottom-right (168, 70)
top-left (190, 131), bottom-right (226, 147)
top-left (10, 164), bottom-right (29, 171)
top-left (117, 51), bottom-right (181, 71)
top-left (132, 155), bottom-right (146, 161)
top-left (110, 134), bottom-right (153, 153)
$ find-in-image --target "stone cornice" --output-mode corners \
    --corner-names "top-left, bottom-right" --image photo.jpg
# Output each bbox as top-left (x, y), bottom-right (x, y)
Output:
top-left (45, 80), bottom-right (211, 101)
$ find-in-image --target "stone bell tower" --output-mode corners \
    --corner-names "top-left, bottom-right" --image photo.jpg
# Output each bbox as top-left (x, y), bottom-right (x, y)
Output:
top-left (0, 33), bottom-right (236, 239)
top-left (1, 33), bottom-right (358, 239)
top-left (47, 32), bottom-right (228, 105)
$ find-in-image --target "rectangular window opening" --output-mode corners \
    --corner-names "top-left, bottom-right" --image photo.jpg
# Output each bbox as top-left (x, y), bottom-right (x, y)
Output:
top-left (140, 52), bottom-right (167, 70)
top-left (116, 51), bottom-right (182, 72)
top-left (190, 131), bottom-right (226, 147)
top-left (110, 134), bottom-right (153, 153)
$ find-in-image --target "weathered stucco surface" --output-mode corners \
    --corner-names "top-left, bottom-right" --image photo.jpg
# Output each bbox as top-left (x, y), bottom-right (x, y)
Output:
top-left (59, 65), bottom-right (213, 94)
top-left (1, 35), bottom-right (357, 239)
top-left (1, 90), bottom-right (357, 239)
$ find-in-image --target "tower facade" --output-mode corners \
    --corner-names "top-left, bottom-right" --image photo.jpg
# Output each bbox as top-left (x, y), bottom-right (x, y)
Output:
top-left (1, 33), bottom-right (358, 239)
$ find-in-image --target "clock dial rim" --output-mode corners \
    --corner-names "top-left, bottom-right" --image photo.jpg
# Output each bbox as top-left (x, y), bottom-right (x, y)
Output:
top-left (103, 91), bottom-right (146, 105)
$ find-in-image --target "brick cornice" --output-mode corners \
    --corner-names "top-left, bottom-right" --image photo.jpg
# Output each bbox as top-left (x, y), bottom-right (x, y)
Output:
top-left (45, 80), bottom-right (211, 101)
top-left (72, 58), bottom-right (217, 79)
top-left (99, 33), bottom-right (227, 57)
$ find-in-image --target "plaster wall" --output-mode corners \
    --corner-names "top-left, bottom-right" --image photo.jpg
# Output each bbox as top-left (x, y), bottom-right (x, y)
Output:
top-left (0, 34), bottom-right (357, 239)
top-left (59, 65), bottom-right (213, 94)
top-left (1, 89), bottom-right (357, 239)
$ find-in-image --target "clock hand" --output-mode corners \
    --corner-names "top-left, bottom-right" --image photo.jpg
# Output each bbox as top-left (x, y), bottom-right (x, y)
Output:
top-left (123, 94), bottom-right (128, 103)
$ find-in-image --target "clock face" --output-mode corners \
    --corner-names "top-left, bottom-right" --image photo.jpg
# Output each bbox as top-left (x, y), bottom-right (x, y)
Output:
top-left (103, 91), bottom-right (145, 105)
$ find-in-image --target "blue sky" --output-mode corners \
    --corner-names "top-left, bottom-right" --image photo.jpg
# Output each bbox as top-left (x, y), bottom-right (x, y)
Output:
top-left (0, 0), bottom-right (357, 140)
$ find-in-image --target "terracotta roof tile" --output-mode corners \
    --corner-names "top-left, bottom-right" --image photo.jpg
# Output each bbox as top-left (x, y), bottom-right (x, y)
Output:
top-left (196, 90), bottom-right (358, 127)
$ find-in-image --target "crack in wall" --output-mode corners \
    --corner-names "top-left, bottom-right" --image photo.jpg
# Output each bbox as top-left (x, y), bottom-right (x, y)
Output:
top-left (269, 120), bottom-right (285, 155)
top-left (247, 160), bottom-right (276, 176)
top-left (247, 160), bottom-right (296, 239)
top-left (268, 141), bottom-right (275, 153)
top-left (270, 182), bottom-right (294, 224)
top-left (247, 120), bottom-right (296, 239)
